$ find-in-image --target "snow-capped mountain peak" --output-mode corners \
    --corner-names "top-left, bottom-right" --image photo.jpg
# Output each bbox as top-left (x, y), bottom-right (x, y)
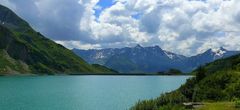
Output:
top-left (211, 47), bottom-right (227, 57)
top-left (164, 51), bottom-right (174, 59)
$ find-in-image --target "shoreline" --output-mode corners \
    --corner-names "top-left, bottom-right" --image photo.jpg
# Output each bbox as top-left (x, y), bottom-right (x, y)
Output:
top-left (0, 73), bottom-right (193, 76)
top-left (69, 73), bottom-right (193, 76)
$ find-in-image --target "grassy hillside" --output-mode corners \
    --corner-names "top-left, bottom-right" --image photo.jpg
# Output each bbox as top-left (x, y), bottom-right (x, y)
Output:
top-left (131, 54), bottom-right (240, 110)
top-left (92, 64), bottom-right (118, 74)
top-left (196, 102), bottom-right (237, 110)
top-left (0, 49), bottom-right (30, 74)
top-left (0, 5), bottom-right (115, 74)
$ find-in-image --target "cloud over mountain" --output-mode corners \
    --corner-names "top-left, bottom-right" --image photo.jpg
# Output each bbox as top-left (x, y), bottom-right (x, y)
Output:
top-left (1, 0), bottom-right (240, 56)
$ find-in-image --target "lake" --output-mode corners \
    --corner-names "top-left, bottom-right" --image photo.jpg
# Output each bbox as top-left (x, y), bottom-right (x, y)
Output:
top-left (0, 75), bottom-right (190, 110)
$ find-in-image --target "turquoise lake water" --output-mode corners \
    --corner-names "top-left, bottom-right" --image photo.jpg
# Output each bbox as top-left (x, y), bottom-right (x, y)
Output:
top-left (0, 76), bottom-right (190, 110)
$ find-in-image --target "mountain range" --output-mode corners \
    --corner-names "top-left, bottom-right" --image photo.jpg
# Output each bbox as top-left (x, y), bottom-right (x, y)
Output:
top-left (0, 4), bottom-right (115, 74)
top-left (73, 45), bottom-right (239, 73)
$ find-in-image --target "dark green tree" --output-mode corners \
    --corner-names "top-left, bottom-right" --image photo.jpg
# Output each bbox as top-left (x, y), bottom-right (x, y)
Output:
top-left (196, 66), bottom-right (206, 82)
top-left (168, 68), bottom-right (182, 75)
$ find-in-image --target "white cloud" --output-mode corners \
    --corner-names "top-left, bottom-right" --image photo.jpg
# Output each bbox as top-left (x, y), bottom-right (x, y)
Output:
top-left (80, 0), bottom-right (149, 44)
top-left (196, 32), bottom-right (240, 54)
top-left (1, 0), bottom-right (240, 56)
top-left (0, 0), bottom-right (16, 9)
top-left (55, 40), bottom-right (101, 50)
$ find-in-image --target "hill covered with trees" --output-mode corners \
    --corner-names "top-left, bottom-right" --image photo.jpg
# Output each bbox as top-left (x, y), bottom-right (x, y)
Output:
top-left (131, 54), bottom-right (240, 110)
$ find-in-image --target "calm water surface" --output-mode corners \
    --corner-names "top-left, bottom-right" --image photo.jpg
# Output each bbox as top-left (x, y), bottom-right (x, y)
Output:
top-left (0, 75), bottom-right (190, 110)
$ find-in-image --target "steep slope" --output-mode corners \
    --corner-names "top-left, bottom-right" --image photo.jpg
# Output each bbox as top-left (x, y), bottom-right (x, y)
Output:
top-left (0, 4), bottom-right (114, 74)
top-left (0, 49), bottom-right (29, 73)
top-left (72, 48), bottom-right (117, 65)
top-left (131, 54), bottom-right (240, 109)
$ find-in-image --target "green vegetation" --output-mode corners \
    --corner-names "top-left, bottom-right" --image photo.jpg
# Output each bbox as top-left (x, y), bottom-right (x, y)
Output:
top-left (92, 64), bottom-right (118, 74)
top-left (157, 68), bottom-right (183, 75)
top-left (168, 69), bottom-right (182, 75)
top-left (0, 5), bottom-right (115, 74)
top-left (235, 99), bottom-right (240, 108)
top-left (195, 66), bottom-right (206, 82)
top-left (131, 54), bottom-right (240, 110)
top-left (0, 49), bottom-right (30, 74)
top-left (196, 102), bottom-right (236, 110)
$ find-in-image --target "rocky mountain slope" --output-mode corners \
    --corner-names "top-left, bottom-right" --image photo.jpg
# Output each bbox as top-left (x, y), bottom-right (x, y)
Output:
top-left (73, 45), bottom-right (239, 73)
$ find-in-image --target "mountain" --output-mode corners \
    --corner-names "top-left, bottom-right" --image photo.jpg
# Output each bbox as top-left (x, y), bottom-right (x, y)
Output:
top-left (73, 45), bottom-right (186, 73)
top-left (0, 4), bottom-right (115, 74)
top-left (183, 47), bottom-right (240, 72)
top-left (131, 52), bottom-right (240, 110)
top-left (73, 45), bottom-right (239, 73)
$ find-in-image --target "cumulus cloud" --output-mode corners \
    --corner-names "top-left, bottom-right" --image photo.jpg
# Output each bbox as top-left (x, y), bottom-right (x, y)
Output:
top-left (55, 40), bottom-right (101, 50)
top-left (1, 0), bottom-right (90, 41)
top-left (0, 0), bottom-right (240, 56)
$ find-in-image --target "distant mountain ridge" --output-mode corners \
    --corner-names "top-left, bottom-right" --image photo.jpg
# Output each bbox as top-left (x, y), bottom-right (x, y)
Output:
top-left (73, 45), bottom-right (239, 73)
top-left (0, 4), bottom-right (115, 74)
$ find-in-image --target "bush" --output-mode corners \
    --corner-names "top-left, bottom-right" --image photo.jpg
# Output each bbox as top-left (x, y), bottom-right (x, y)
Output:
top-left (179, 78), bottom-right (196, 100)
top-left (155, 91), bottom-right (188, 106)
top-left (225, 81), bottom-right (240, 99)
top-left (158, 104), bottom-right (185, 110)
top-left (130, 91), bottom-right (188, 110)
top-left (235, 100), bottom-right (240, 108)
top-left (130, 100), bottom-right (157, 110)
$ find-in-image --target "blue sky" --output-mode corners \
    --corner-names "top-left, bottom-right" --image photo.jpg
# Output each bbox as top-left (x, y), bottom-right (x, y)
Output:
top-left (95, 0), bottom-right (142, 20)
top-left (94, 0), bottom-right (116, 17)
top-left (0, 0), bottom-right (240, 56)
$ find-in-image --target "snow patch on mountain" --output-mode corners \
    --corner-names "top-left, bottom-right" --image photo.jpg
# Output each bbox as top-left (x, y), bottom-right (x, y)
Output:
top-left (94, 52), bottom-right (105, 59)
top-left (164, 51), bottom-right (174, 59)
top-left (211, 47), bottom-right (227, 59)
